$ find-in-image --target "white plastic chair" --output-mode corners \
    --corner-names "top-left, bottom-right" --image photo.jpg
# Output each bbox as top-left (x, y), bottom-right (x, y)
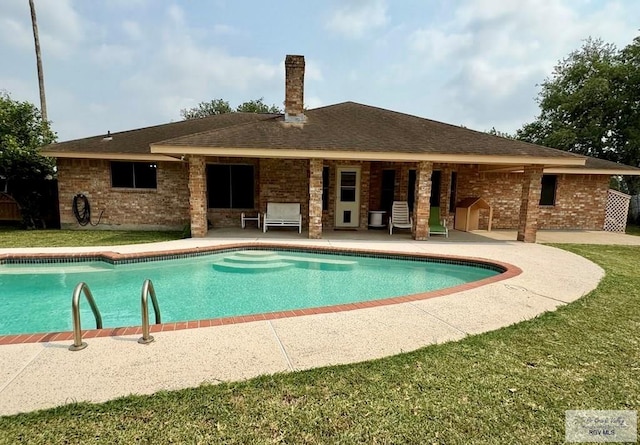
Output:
top-left (389, 201), bottom-right (413, 235)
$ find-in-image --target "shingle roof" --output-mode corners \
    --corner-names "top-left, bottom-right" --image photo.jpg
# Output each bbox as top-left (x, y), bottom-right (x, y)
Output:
top-left (42, 113), bottom-right (276, 155)
top-left (42, 101), bottom-right (640, 174)
top-left (583, 157), bottom-right (640, 172)
top-left (153, 102), bottom-right (583, 159)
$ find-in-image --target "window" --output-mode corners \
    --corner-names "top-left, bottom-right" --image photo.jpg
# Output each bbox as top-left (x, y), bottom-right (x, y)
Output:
top-left (539, 175), bottom-right (557, 206)
top-left (111, 162), bottom-right (157, 189)
top-left (339, 171), bottom-right (357, 202)
top-left (207, 164), bottom-right (254, 209)
top-left (322, 166), bottom-right (330, 211)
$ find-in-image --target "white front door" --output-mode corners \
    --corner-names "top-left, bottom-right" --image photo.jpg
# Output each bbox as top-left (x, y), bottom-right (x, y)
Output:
top-left (335, 167), bottom-right (360, 228)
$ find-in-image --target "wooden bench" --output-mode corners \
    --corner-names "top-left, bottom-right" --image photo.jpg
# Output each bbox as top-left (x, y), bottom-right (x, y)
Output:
top-left (263, 203), bottom-right (302, 233)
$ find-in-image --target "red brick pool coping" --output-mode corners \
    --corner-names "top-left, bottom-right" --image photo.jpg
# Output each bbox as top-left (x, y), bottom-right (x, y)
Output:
top-left (0, 243), bottom-right (522, 346)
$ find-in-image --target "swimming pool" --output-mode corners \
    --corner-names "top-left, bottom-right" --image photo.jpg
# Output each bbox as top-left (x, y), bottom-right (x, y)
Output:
top-left (0, 248), bottom-right (504, 337)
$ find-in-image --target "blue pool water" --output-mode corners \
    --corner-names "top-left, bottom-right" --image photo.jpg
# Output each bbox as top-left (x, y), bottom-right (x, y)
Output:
top-left (0, 249), bottom-right (500, 336)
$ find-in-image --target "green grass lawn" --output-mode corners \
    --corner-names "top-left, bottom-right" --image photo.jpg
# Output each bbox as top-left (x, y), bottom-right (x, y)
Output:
top-left (0, 245), bottom-right (638, 444)
top-left (0, 227), bottom-right (183, 248)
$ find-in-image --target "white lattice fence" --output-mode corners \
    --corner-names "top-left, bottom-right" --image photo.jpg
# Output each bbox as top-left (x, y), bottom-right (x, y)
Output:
top-left (603, 189), bottom-right (630, 232)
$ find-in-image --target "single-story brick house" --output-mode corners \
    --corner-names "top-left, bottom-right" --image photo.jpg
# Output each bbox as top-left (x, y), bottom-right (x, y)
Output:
top-left (42, 55), bottom-right (640, 242)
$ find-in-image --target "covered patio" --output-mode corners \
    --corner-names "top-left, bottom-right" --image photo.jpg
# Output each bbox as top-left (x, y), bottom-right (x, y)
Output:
top-left (175, 153), bottom-right (589, 244)
top-left (200, 226), bottom-right (640, 246)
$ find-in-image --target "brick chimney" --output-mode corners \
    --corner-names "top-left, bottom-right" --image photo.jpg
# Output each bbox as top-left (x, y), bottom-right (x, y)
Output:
top-left (284, 55), bottom-right (305, 123)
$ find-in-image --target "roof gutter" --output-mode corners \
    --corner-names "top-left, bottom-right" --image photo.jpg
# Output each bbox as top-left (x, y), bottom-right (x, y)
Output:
top-left (149, 145), bottom-right (587, 166)
top-left (544, 167), bottom-right (640, 175)
top-left (40, 151), bottom-right (184, 162)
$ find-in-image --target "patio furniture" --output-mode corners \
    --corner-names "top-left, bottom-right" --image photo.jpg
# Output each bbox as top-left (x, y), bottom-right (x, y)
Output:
top-left (389, 201), bottom-right (412, 235)
top-left (263, 203), bottom-right (302, 233)
top-left (368, 210), bottom-right (386, 228)
top-left (428, 206), bottom-right (449, 237)
top-left (241, 212), bottom-right (261, 229)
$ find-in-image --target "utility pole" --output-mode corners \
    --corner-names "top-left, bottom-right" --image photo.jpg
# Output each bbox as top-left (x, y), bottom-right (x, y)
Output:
top-left (29, 0), bottom-right (47, 123)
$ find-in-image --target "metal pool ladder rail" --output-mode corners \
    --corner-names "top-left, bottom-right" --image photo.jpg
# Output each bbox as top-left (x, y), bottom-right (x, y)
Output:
top-left (69, 282), bottom-right (103, 351)
top-left (138, 279), bottom-right (161, 345)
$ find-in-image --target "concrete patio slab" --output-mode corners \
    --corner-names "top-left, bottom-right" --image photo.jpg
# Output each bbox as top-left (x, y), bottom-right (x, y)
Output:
top-left (0, 322), bottom-right (290, 415)
top-left (0, 228), bottom-right (631, 415)
top-left (271, 304), bottom-right (465, 370)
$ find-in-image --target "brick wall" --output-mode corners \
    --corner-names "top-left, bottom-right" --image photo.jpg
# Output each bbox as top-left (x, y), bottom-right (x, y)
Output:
top-left (456, 165), bottom-right (520, 229)
top-left (538, 174), bottom-right (608, 229)
top-left (456, 166), bottom-right (609, 230)
top-left (258, 158), bottom-right (310, 227)
top-left (284, 55), bottom-right (305, 119)
top-left (57, 158), bottom-right (189, 230)
top-left (57, 156), bottom-right (611, 232)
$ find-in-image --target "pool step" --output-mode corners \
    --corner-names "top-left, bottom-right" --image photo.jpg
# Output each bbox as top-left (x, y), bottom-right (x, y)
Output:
top-left (223, 254), bottom-right (281, 264)
top-left (280, 255), bottom-right (356, 270)
top-left (212, 261), bottom-right (294, 273)
top-left (212, 250), bottom-right (358, 272)
top-left (233, 250), bottom-right (277, 258)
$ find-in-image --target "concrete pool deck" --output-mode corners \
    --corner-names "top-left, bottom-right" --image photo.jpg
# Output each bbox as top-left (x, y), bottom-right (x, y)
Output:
top-left (0, 229), bottom-right (637, 416)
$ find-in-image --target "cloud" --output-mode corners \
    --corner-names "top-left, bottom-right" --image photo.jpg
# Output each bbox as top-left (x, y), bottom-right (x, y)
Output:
top-left (120, 5), bottom-right (282, 120)
top-left (0, 0), bottom-right (85, 59)
top-left (89, 44), bottom-right (135, 67)
top-left (35, 0), bottom-right (85, 59)
top-left (304, 59), bottom-right (324, 82)
top-left (212, 24), bottom-right (239, 36)
top-left (403, 0), bottom-right (640, 132)
top-left (305, 96), bottom-right (324, 110)
top-left (326, 0), bottom-right (388, 39)
top-left (409, 29), bottom-right (472, 61)
top-left (0, 17), bottom-right (32, 51)
top-left (122, 20), bottom-right (143, 41)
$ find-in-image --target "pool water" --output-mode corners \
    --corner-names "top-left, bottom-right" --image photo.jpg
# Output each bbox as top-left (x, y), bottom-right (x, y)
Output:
top-left (0, 249), bottom-right (499, 336)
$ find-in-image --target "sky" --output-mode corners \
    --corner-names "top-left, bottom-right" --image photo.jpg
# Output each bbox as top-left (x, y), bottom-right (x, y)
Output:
top-left (1, 0), bottom-right (639, 142)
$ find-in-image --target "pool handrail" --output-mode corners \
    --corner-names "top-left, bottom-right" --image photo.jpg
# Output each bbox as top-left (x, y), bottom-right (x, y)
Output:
top-left (69, 282), bottom-right (103, 351)
top-left (138, 279), bottom-right (161, 345)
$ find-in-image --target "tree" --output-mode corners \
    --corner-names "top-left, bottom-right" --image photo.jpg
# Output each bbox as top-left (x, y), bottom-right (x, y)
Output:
top-left (236, 97), bottom-right (282, 114)
top-left (29, 0), bottom-right (47, 124)
top-left (0, 92), bottom-right (56, 226)
top-left (615, 35), bottom-right (640, 194)
top-left (180, 98), bottom-right (282, 120)
top-left (516, 36), bottom-right (640, 193)
top-left (486, 127), bottom-right (515, 139)
top-left (180, 99), bottom-right (232, 119)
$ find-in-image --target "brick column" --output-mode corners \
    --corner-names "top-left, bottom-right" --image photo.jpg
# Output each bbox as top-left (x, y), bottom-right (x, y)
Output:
top-left (188, 156), bottom-right (208, 238)
top-left (359, 162), bottom-right (370, 229)
top-left (308, 158), bottom-right (323, 239)
top-left (412, 161), bottom-right (433, 241)
top-left (439, 166), bottom-right (452, 222)
top-left (517, 165), bottom-right (543, 243)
